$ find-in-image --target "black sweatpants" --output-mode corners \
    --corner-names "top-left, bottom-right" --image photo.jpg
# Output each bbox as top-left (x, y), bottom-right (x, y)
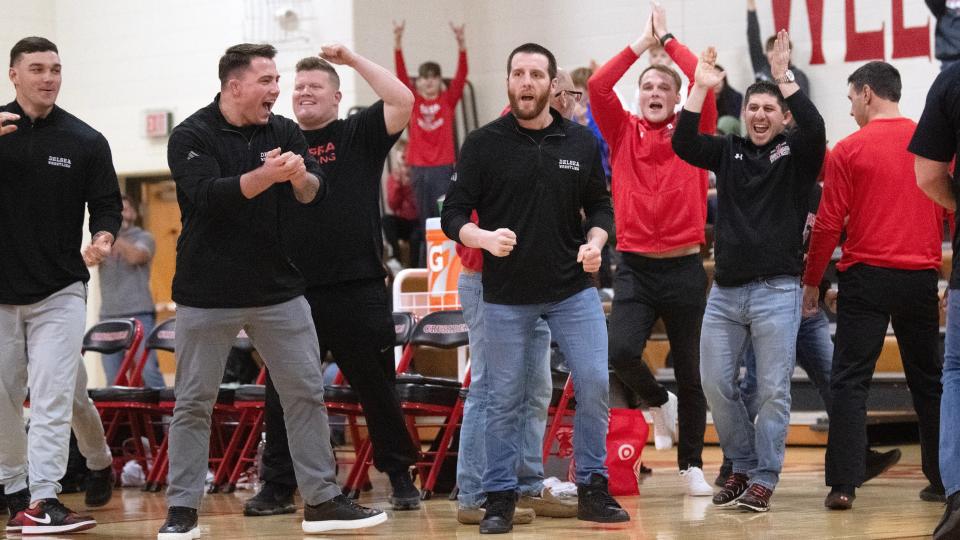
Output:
top-left (825, 264), bottom-right (943, 489)
top-left (261, 278), bottom-right (418, 487)
top-left (608, 252), bottom-right (708, 470)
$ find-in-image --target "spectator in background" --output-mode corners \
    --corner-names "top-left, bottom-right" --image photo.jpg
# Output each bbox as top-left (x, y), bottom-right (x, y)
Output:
top-left (383, 140), bottom-right (420, 268)
top-left (911, 60), bottom-right (960, 540)
top-left (713, 64), bottom-right (743, 135)
top-left (570, 66), bottom-right (612, 185)
top-left (590, 3), bottom-right (716, 497)
top-left (926, 0), bottom-right (960, 70)
top-left (394, 20), bottom-right (468, 266)
top-left (747, 0), bottom-right (810, 97)
top-left (96, 195), bottom-right (165, 388)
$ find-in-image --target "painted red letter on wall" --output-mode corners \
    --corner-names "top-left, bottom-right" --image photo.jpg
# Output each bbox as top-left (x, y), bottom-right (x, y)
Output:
top-left (891, 0), bottom-right (930, 59)
top-left (845, 0), bottom-right (885, 61)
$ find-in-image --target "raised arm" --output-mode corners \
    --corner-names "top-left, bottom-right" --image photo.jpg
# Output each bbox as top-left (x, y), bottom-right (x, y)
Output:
top-left (747, 0), bottom-right (769, 78)
top-left (652, 3), bottom-right (717, 132)
top-left (320, 43), bottom-right (414, 135)
top-left (445, 23), bottom-right (469, 107)
top-left (673, 47), bottom-right (726, 171)
top-left (393, 20), bottom-right (415, 92)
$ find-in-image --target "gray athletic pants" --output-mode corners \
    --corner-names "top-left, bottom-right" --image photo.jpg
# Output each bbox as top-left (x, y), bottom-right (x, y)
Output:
top-left (0, 282), bottom-right (110, 502)
top-left (165, 296), bottom-right (341, 509)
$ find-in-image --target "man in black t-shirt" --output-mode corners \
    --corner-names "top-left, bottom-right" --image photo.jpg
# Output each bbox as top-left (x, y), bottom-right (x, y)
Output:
top-left (244, 44), bottom-right (419, 517)
top-left (910, 61), bottom-right (960, 540)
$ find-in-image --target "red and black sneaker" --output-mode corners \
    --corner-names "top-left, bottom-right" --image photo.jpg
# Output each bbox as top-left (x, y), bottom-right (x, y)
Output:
top-left (17, 498), bottom-right (96, 534)
top-left (4, 488), bottom-right (30, 533)
top-left (736, 483), bottom-right (774, 513)
top-left (712, 473), bottom-right (749, 507)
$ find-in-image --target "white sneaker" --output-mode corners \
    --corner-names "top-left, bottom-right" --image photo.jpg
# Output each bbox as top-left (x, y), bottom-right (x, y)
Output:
top-left (681, 467), bottom-right (714, 497)
top-left (650, 391), bottom-right (678, 450)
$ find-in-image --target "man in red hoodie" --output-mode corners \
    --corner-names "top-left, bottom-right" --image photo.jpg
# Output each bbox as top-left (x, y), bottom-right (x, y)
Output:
top-left (588, 4), bottom-right (716, 496)
top-left (394, 20), bottom-right (467, 266)
top-left (803, 61), bottom-right (945, 510)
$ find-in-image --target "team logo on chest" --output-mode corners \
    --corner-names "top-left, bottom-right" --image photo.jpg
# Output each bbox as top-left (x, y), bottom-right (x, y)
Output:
top-left (559, 158), bottom-right (580, 171)
top-left (47, 155), bottom-right (72, 168)
top-left (769, 142), bottom-right (791, 163)
top-left (308, 142), bottom-right (337, 164)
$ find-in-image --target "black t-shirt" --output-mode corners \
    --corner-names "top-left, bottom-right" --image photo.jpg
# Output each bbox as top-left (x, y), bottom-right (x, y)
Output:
top-left (517, 121), bottom-right (553, 145)
top-left (282, 101), bottom-right (401, 286)
top-left (909, 62), bottom-right (960, 288)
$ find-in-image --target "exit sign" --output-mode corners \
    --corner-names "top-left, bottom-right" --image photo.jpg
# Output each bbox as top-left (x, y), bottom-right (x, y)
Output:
top-left (145, 110), bottom-right (173, 138)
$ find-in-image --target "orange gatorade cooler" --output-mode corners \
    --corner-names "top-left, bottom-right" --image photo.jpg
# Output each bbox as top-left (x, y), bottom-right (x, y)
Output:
top-left (425, 217), bottom-right (462, 310)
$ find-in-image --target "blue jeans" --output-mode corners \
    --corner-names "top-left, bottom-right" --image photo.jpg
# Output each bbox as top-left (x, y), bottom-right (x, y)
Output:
top-left (741, 309), bottom-right (833, 417)
top-left (700, 276), bottom-right (801, 489)
top-left (482, 287), bottom-right (609, 492)
top-left (943, 290), bottom-right (960, 497)
top-left (456, 272), bottom-right (551, 507)
top-left (101, 313), bottom-right (166, 388)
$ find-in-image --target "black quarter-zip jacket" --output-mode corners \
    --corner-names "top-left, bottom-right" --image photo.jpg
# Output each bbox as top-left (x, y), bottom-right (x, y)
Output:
top-left (672, 91), bottom-right (826, 286)
top-left (0, 100), bottom-right (121, 305)
top-left (166, 95), bottom-right (325, 308)
top-left (441, 109), bottom-right (614, 305)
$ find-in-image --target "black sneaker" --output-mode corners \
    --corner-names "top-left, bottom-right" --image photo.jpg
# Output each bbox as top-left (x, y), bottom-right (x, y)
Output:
top-left (388, 470), bottom-right (421, 510)
top-left (715, 459), bottom-right (733, 487)
top-left (863, 448), bottom-right (901, 483)
top-left (736, 483), bottom-right (773, 513)
top-left (243, 482), bottom-right (296, 516)
top-left (921, 484), bottom-right (948, 503)
top-left (17, 498), bottom-right (96, 534)
top-left (576, 473), bottom-right (630, 523)
top-left (85, 465), bottom-right (115, 507)
top-left (934, 491), bottom-right (960, 540)
top-left (824, 486), bottom-right (856, 510)
top-left (302, 494), bottom-right (387, 533)
top-left (4, 488), bottom-right (30, 533)
top-left (479, 490), bottom-right (515, 534)
top-left (713, 473), bottom-right (749, 507)
top-left (157, 506), bottom-right (199, 540)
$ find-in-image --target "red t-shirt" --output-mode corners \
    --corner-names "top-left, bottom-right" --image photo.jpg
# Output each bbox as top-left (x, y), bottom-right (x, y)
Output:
top-left (395, 49), bottom-right (468, 167)
top-left (386, 173), bottom-right (418, 221)
top-left (804, 117), bottom-right (946, 286)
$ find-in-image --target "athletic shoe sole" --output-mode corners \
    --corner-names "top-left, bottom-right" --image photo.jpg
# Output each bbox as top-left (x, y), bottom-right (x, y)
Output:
top-left (242, 502), bottom-right (297, 516)
top-left (576, 511), bottom-right (631, 523)
top-left (157, 525), bottom-right (201, 540)
top-left (22, 518), bottom-right (97, 534)
top-left (713, 495), bottom-right (745, 507)
top-left (302, 511), bottom-right (388, 533)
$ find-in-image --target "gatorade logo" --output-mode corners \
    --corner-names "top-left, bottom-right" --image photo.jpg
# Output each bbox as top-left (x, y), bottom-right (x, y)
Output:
top-left (617, 444), bottom-right (636, 461)
top-left (429, 245), bottom-right (445, 272)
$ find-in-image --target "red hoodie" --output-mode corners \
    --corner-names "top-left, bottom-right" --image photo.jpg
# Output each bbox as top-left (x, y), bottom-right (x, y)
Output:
top-left (588, 40), bottom-right (717, 254)
top-left (386, 172), bottom-right (418, 221)
top-left (395, 49), bottom-right (467, 167)
top-left (803, 117), bottom-right (945, 286)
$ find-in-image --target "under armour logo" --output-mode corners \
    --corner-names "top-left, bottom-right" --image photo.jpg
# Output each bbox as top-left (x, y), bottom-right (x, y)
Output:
top-left (186, 151), bottom-right (199, 160)
top-left (734, 153), bottom-right (743, 160)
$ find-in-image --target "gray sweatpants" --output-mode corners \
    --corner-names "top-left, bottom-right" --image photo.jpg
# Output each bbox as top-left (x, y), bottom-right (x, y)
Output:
top-left (166, 296), bottom-right (341, 509)
top-left (0, 282), bottom-right (108, 501)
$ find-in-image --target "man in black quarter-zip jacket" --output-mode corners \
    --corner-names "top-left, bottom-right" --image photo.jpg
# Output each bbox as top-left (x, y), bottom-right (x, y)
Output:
top-left (441, 42), bottom-right (627, 535)
top-left (157, 43), bottom-right (386, 539)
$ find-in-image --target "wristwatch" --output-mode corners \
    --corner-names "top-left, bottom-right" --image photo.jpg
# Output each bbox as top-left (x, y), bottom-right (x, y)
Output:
top-left (774, 69), bottom-right (795, 84)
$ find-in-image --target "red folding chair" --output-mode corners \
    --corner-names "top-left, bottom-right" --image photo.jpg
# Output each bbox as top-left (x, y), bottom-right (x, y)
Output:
top-left (84, 319), bottom-right (159, 476)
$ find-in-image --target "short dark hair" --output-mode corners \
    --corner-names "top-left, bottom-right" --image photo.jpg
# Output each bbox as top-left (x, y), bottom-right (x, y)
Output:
top-left (507, 43), bottom-right (557, 80)
top-left (744, 80), bottom-right (789, 113)
top-left (638, 64), bottom-right (682, 94)
top-left (10, 36), bottom-right (58, 67)
top-left (218, 43), bottom-right (277, 85)
top-left (418, 61), bottom-right (441, 79)
top-left (847, 61), bottom-right (901, 102)
top-left (570, 67), bottom-right (593, 89)
top-left (295, 56), bottom-right (341, 89)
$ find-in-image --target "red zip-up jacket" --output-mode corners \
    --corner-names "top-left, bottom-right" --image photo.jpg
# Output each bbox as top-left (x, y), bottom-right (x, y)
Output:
top-left (589, 40), bottom-right (717, 254)
top-left (803, 117), bottom-right (945, 286)
top-left (395, 48), bottom-right (467, 167)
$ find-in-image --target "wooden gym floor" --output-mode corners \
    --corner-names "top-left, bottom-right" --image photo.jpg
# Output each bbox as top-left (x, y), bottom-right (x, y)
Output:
top-left (1, 444), bottom-right (943, 539)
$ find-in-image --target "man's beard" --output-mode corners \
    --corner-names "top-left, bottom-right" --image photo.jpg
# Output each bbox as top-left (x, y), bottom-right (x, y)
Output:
top-left (508, 88), bottom-right (550, 121)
